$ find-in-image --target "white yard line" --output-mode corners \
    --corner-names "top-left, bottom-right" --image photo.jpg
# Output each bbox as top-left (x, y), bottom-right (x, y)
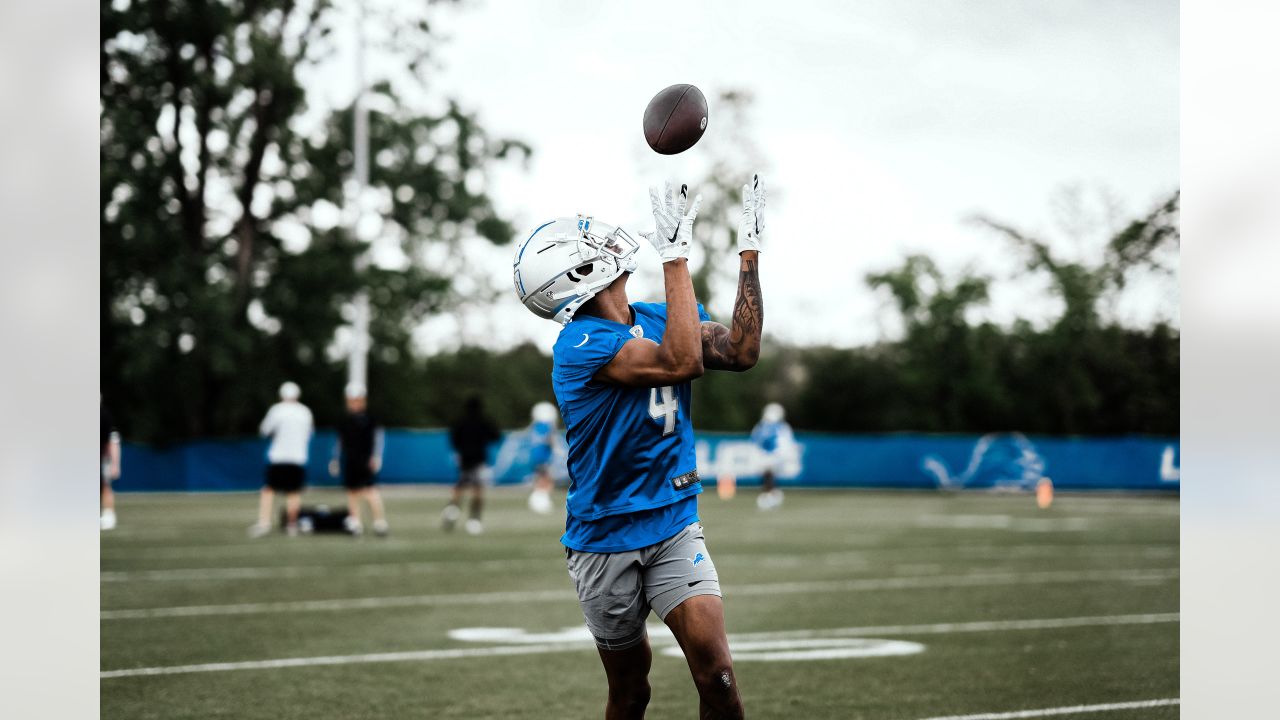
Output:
top-left (100, 539), bottom-right (423, 560)
top-left (730, 612), bottom-right (1180, 642)
top-left (99, 557), bottom-right (547, 583)
top-left (100, 568), bottom-right (1177, 620)
top-left (100, 643), bottom-right (587, 679)
top-left (100, 543), bottom-right (1177, 583)
top-left (728, 568), bottom-right (1177, 600)
top-left (102, 588), bottom-right (575, 619)
top-left (101, 612), bottom-right (1179, 679)
top-left (915, 698), bottom-right (1179, 719)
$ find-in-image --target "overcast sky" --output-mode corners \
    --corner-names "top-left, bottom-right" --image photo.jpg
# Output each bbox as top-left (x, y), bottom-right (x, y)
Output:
top-left (312, 0), bottom-right (1179, 352)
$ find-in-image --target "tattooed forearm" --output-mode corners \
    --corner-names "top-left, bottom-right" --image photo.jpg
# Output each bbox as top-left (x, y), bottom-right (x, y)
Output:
top-left (702, 253), bottom-right (763, 371)
top-left (733, 254), bottom-right (763, 356)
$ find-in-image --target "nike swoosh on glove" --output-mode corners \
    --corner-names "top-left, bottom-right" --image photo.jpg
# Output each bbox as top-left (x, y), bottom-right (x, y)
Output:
top-left (737, 173), bottom-right (766, 254)
top-left (640, 181), bottom-right (702, 263)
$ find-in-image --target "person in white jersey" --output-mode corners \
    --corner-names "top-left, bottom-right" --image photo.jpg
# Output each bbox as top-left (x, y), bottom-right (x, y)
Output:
top-left (250, 381), bottom-right (314, 537)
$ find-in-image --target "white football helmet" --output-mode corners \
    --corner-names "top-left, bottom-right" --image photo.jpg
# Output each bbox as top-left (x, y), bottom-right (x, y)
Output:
top-left (763, 403), bottom-right (786, 423)
top-left (532, 401), bottom-right (557, 423)
top-left (513, 215), bottom-right (639, 324)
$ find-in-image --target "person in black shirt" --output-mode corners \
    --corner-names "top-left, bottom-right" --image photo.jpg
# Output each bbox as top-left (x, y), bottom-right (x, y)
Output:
top-left (443, 395), bottom-right (502, 535)
top-left (329, 384), bottom-right (388, 537)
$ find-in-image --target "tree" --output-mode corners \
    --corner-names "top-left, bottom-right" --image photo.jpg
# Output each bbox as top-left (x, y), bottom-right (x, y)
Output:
top-left (969, 191), bottom-right (1180, 432)
top-left (864, 256), bottom-right (1006, 431)
top-left (101, 0), bottom-right (528, 443)
top-left (971, 190), bottom-right (1180, 331)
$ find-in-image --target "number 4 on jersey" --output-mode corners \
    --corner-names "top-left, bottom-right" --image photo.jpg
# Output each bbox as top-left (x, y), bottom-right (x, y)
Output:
top-left (648, 386), bottom-right (678, 435)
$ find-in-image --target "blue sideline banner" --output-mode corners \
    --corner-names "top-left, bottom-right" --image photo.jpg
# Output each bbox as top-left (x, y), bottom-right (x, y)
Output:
top-left (115, 430), bottom-right (1179, 493)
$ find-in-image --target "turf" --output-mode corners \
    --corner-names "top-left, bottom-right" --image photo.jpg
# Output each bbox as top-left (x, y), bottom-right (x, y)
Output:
top-left (101, 487), bottom-right (1178, 719)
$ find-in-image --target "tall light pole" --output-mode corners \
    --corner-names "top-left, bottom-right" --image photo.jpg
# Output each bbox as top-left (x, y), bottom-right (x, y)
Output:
top-left (348, 0), bottom-right (371, 393)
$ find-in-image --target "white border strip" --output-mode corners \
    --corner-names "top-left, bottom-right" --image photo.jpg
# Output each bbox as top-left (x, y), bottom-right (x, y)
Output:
top-left (916, 697), bottom-right (1180, 719)
top-left (101, 568), bottom-right (1177, 620)
top-left (101, 612), bottom-right (1178, 679)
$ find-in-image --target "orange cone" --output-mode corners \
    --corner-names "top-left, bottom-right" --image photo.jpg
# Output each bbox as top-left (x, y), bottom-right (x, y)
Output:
top-left (717, 473), bottom-right (737, 500)
top-left (1036, 477), bottom-right (1054, 509)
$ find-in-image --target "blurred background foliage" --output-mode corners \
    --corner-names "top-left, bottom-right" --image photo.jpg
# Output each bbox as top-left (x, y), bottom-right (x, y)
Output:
top-left (102, 2), bottom-right (1178, 444)
top-left (101, 0), bottom-right (528, 442)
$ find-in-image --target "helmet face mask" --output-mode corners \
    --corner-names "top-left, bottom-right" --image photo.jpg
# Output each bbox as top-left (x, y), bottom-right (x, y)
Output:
top-left (513, 215), bottom-right (639, 324)
top-left (589, 224), bottom-right (640, 263)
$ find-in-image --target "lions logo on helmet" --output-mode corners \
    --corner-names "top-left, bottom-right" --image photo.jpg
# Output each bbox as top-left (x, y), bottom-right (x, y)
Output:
top-left (512, 215), bottom-right (640, 324)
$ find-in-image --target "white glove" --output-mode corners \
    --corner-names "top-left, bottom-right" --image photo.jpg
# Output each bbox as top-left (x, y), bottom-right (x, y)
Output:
top-left (640, 181), bottom-right (702, 263)
top-left (737, 173), bottom-right (766, 254)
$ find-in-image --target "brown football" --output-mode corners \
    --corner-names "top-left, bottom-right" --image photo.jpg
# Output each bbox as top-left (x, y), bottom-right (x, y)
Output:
top-left (642, 84), bottom-right (709, 155)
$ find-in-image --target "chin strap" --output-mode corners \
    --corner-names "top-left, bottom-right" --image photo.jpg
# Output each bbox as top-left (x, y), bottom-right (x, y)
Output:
top-left (555, 294), bottom-right (592, 325)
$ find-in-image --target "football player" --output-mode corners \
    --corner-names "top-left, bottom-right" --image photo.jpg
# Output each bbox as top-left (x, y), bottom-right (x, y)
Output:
top-left (750, 402), bottom-right (794, 510)
top-left (526, 401), bottom-right (563, 515)
top-left (513, 176), bottom-right (765, 719)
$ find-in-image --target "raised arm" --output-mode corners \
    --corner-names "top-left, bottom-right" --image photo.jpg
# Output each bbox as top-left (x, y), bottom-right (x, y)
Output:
top-left (703, 175), bottom-right (766, 372)
top-left (595, 182), bottom-right (704, 388)
top-left (596, 259), bottom-right (704, 387)
top-left (702, 251), bottom-right (762, 371)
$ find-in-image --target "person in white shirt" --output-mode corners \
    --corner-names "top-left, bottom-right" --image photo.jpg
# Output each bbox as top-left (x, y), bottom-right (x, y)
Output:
top-left (250, 382), bottom-right (314, 537)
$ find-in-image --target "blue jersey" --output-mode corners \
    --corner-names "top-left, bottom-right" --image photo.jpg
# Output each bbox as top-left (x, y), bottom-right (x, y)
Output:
top-left (751, 420), bottom-right (792, 453)
top-left (553, 302), bottom-right (710, 552)
top-left (529, 420), bottom-right (554, 466)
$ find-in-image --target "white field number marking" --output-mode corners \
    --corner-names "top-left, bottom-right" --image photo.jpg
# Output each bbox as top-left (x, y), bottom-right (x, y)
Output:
top-left (663, 637), bottom-right (925, 661)
top-left (102, 613), bottom-right (1177, 679)
top-left (649, 386), bottom-right (677, 435)
top-left (449, 626), bottom-right (924, 662)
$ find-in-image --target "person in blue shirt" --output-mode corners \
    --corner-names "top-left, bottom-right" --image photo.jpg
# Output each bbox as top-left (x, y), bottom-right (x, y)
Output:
top-left (513, 176), bottom-right (767, 720)
top-left (750, 402), bottom-right (795, 510)
top-left (526, 401), bottom-right (563, 514)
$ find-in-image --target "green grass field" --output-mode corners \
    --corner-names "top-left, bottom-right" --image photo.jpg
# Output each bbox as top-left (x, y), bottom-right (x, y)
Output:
top-left (101, 487), bottom-right (1179, 719)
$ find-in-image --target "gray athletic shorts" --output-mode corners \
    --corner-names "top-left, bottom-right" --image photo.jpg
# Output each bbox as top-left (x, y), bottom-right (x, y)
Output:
top-left (564, 522), bottom-right (721, 651)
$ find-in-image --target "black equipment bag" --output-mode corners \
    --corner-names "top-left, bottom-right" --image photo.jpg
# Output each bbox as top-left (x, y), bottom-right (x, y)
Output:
top-left (282, 505), bottom-right (351, 533)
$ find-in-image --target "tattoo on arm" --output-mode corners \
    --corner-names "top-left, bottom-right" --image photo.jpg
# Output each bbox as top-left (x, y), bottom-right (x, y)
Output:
top-left (701, 323), bottom-right (734, 370)
top-left (703, 256), bottom-right (763, 371)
